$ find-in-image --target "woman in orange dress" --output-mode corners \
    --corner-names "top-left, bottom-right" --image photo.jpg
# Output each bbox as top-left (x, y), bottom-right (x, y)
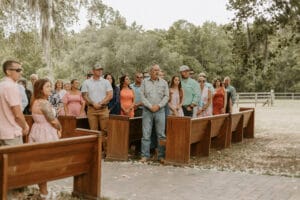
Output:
top-left (120, 75), bottom-right (135, 118)
top-left (212, 78), bottom-right (227, 115)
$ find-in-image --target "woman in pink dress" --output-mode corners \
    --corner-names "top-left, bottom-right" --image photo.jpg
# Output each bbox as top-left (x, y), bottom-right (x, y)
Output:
top-left (196, 76), bottom-right (212, 117)
top-left (120, 75), bottom-right (135, 118)
top-left (213, 78), bottom-right (227, 115)
top-left (168, 75), bottom-right (184, 116)
top-left (29, 78), bottom-right (62, 199)
top-left (63, 79), bottom-right (86, 117)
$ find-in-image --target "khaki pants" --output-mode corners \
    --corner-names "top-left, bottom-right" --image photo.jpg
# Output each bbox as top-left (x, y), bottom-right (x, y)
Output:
top-left (0, 136), bottom-right (23, 146)
top-left (87, 106), bottom-right (109, 135)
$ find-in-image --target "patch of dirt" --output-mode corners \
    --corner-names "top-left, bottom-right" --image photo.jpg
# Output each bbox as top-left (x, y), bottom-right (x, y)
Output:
top-left (189, 134), bottom-right (299, 177)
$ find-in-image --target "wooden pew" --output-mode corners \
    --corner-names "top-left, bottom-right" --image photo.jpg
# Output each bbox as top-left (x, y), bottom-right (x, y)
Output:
top-left (58, 116), bottom-right (90, 138)
top-left (227, 112), bottom-right (244, 146)
top-left (239, 107), bottom-right (255, 138)
top-left (210, 114), bottom-right (230, 148)
top-left (0, 129), bottom-right (102, 200)
top-left (106, 115), bottom-right (142, 161)
top-left (24, 115), bottom-right (90, 139)
top-left (164, 114), bottom-right (229, 165)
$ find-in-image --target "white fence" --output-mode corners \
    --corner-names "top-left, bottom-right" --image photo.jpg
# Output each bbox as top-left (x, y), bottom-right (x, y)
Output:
top-left (236, 92), bottom-right (300, 106)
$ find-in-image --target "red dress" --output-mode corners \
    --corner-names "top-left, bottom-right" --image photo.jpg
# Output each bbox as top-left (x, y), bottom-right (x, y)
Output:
top-left (213, 87), bottom-right (225, 115)
top-left (120, 88), bottom-right (134, 118)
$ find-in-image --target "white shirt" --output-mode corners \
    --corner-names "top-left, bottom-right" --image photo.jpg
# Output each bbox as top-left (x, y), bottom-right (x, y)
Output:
top-left (81, 77), bottom-right (112, 103)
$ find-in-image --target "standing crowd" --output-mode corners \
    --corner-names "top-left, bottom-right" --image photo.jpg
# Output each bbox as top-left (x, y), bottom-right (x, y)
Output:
top-left (0, 60), bottom-right (236, 198)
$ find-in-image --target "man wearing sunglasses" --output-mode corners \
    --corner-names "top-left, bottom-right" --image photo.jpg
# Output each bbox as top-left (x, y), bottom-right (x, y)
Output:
top-left (131, 72), bottom-right (144, 117)
top-left (0, 60), bottom-right (29, 146)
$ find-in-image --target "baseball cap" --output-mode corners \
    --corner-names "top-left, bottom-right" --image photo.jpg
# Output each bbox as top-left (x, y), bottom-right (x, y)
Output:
top-left (93, 63), bottom-right (103, 70)
top-left (179, 65), bottom-right (190, 72)
top-left (198, 72), bottom-right (207, 78)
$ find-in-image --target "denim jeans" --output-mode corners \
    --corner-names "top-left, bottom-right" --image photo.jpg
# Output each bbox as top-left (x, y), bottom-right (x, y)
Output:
top-left (141, 107), bottom-right (166, 159)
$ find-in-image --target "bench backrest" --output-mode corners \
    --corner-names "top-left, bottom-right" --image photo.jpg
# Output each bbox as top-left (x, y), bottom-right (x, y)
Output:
top-left (58, 116), bottom-right (90, 137)
top-left (0, 130), bottom-right (102, 199)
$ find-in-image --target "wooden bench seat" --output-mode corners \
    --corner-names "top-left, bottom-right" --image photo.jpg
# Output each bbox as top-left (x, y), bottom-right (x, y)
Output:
top-left (0, 129), bottom-right (102, 200)
top-left (164, 114), bottom-right (230, 165)
top-left (106, 115), bottom-right (142, 161)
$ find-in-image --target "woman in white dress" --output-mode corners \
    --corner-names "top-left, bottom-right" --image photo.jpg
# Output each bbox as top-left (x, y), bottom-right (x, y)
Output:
top-left (168, 75), bottom-right (184, 117)
top-left (195, 76), bottom-right (212, 117)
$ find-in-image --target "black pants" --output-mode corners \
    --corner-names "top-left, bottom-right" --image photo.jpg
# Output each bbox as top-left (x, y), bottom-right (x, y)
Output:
top-left (182, 106), bottom-right (193, 117)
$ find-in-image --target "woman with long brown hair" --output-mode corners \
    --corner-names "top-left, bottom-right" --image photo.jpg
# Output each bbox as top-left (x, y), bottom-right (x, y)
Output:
top-left (29, 78), bottom-right (62, 199)
top-left (212, 78), bottom-right (227, 115)
top-left (119, 75), bottom-right (135, 118)
top-left (168, 75), bottom-right (184, 116)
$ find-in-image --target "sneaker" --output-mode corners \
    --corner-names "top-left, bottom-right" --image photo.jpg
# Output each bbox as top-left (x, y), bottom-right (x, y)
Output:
top-left (139, 157), bottom-right (148, 163)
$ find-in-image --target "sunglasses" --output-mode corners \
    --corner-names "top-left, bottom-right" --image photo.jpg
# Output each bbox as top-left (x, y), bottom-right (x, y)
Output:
top-left (8, 68), bottom-right (23, 73)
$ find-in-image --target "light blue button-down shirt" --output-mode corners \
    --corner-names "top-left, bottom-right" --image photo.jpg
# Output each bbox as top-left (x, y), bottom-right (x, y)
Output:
top-left (81, 77), bottom-right (112, 103)
top-left (140, 77), bottom-right (169, 109)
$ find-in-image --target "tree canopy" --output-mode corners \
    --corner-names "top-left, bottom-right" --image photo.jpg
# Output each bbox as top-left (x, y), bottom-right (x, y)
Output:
top-left (0, 0), bottom-right (299, 92)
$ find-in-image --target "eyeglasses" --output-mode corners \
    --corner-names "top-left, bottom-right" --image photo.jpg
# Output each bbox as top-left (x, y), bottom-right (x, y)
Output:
top-left (8, 68), bottom-right (23, 73)
top-left (198, 80), bottom-right (205, 83)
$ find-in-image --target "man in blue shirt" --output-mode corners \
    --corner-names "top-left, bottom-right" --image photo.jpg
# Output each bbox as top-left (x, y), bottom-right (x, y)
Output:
top-left (130, 72), bottom-right (144, 117)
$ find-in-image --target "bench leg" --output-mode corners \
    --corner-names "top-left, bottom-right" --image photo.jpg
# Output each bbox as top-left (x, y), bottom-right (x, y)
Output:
top-left (165, 118), bottom-right (191, 165)
top-left (106, 119), bottom-right (130, 161)
top-left (73, 137), bottom-right (102, 199)
top-left (0, 154), bottom-right (8, 200)
top-left (232, 115), bottom-right (244, 143)
top-left (191, 122), bottom-right (211, 157)
top-left (211, 118), bottom-right (229, 149)
top-left (212, 118), bottom-right (230, 149)
top-left (244, 111), bottom-right (255, 138)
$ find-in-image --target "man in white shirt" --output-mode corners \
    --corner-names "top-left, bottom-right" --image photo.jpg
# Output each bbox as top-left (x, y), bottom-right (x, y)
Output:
top-left (81, 64), bottom-right (113, 133)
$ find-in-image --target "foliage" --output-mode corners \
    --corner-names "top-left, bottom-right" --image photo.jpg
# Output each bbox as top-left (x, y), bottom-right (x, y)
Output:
top-left (0, 0), bottom-right (299, 92)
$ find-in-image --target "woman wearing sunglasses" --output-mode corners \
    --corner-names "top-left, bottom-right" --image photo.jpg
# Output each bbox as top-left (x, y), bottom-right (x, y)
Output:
top-left (194, 76), bottom-right (212, 117)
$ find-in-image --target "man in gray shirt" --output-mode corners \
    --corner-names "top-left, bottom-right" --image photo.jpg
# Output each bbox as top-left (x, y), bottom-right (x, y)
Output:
top-left (81, 64), bottom-right (113, 133)
top-left (140, 64), bottom-right (169, 163)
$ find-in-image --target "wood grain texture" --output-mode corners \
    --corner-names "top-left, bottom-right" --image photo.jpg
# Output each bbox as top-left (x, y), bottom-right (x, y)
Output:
top-left (0, 130), bottom-right (102, 200)
top-left (239, 108), bottom-right (255, 138)
top-left (106, 115), bottom-right (142, 161)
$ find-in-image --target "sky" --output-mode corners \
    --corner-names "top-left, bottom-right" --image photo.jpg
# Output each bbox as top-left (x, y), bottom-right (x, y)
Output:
top-left (102, 0), bottom-right (234, 29)
top-left (75, 0), bottom-right (234, 31)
